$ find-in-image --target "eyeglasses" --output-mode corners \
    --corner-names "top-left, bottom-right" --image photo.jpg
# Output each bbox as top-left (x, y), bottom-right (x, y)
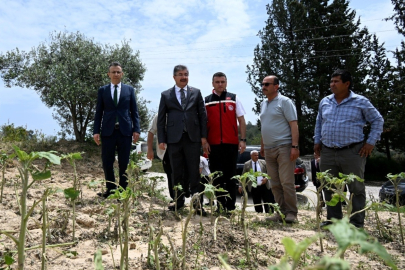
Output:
top-left (261, 82), bottom-right (276, 87)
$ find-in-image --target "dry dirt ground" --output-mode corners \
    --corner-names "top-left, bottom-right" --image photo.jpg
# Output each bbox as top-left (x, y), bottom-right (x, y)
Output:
top-left (0, 142), bottom-right (404, 270)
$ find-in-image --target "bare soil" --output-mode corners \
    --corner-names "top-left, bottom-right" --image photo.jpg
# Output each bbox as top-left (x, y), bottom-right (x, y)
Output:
top-left (0, 141), bottom-right (404, 269)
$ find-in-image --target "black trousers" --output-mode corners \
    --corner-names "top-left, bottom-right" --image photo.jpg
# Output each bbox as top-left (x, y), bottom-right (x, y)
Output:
top-left (162, 152), bottom-right (174, 200)
top-left (101, 129), bottom-right (132, 192)
top-left (167, 133), bottom-right (201, 204)
top-left (209, 144), bottom-right (238, 211)
top-left (251, 185), bottom-right (275, 213)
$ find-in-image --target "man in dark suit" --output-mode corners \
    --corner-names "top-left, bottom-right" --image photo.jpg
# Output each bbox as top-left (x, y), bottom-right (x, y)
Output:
top-left (93, 62), bottom-right (140, 197)
top-left (311, 152), bottom-right (325, 207)
top-left (239, 150), bottom-right (275, 213)
top-left (157, 65), bottom-right (207, 213)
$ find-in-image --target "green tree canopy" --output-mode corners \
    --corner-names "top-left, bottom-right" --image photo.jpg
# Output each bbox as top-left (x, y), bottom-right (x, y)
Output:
top-left (0, 31), bottom-right (148, 142)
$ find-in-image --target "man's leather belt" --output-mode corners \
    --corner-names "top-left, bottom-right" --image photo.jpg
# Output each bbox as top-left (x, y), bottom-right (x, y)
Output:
top-left (323, 142), bottom-right (363, 150)
top-left (114, 123), bottom-right (120, 130)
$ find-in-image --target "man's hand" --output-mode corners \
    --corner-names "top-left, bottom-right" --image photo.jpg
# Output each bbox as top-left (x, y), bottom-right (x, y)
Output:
top-left (132, 132), bottom-right (140, 143)
top-left (147, 149), bottom-right (154, 160)
top-left (93, 134), bottom-right (100, 146)
top-left (238, 186), bottom-right (243, 194)
top-left (159, 143), bottom-right (166, 150)
top-left (314, 144), bottom-right (322, 156)
top-left (203, 139), bottom-right (210, 155)
top-left (290, 148), bottom-right (299, 161)
top-left (359, 143), bottom-right (374, 157)
top-left (239, 141), bottom-right (246, 154)
top-left (261, 178), bottom-right (267, 185)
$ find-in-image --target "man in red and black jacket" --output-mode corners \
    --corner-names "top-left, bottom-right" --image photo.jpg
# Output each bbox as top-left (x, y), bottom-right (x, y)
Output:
top-left (204, 72), bottom-right (247, 212)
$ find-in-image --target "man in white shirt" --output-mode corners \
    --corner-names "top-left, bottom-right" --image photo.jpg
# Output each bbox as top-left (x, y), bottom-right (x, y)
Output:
top-left (239, 150), bottom-right (275, 213)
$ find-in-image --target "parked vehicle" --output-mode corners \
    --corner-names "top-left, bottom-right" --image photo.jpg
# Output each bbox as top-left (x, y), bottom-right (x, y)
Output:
top-left (115, 141), bottom-right (152, 172)
top-left (379, 178), bottom-right (405, 206)
top-left (236, 145), bottom-right (309, 192)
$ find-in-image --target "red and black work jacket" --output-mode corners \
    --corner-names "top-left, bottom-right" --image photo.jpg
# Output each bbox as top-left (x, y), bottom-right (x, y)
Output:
top-left (205, 90), bottom-right (239, 145)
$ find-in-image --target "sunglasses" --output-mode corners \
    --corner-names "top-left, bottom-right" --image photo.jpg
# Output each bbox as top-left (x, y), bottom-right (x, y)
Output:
top-left (261, 82), bottom-right (275, 87)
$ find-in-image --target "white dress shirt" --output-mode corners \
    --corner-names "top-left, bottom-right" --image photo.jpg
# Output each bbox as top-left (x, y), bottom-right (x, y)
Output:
top-left (110, 82), bottom-right (122, 104)
top-left (251, 160), bottom-right (263, 185)
top-left (175, 85), bottom-right (187, 106)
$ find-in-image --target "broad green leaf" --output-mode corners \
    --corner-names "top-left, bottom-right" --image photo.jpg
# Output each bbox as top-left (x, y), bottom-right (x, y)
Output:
top-left (327, 193), bottom-right (345, 206)
top-left (315, 256), bottom-right (350, 270)
top-left (328, 217), bottom-right (397, 270)
top-left (37, 151), bottom-right (61, 165)
top-left (5, 254), bottom-right (15, 265)
top-left (31, 170), bottom-right (51, 181)
top-left (63, 187), bottom-right (80, 200)
top-left (281, 237), bottom-right (296, 258)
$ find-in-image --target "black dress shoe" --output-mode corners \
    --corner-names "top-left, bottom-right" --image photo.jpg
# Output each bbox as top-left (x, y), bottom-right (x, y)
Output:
top-left (320, 221), bottom-right (332, 228)
top-left (97, 191), bottom-right (111, 198)
top-left (195, 207), bottom-right (207, 217)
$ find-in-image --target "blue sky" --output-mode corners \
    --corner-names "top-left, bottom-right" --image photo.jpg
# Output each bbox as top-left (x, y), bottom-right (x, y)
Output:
top-left (0, 0), bottom-right (402, 138)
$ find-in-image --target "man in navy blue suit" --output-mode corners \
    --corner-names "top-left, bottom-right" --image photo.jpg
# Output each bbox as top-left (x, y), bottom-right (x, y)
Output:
top-left (93, 62), bottom-right (140, 198)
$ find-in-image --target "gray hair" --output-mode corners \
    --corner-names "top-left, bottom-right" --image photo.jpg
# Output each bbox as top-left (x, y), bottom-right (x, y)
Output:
top-left (250, 150), bottom-right (259, 156)
top-left (173, 65), bottom-right (188, 76)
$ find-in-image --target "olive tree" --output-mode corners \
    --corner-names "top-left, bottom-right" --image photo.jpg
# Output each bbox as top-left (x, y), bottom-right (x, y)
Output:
top-left (0, 31), bottom-right (149, 141)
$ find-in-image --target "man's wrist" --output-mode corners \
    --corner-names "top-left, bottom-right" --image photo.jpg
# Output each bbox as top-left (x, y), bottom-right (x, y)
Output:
top-left (240, 138), bottom-right (246, 142)
top-left (291, 145), bottom-right (299, 149)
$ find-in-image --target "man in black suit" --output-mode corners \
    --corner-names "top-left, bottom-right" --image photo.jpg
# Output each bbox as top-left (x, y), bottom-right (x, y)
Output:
top-left (93, 62), bottom-right (140, 197)
top-left (157, 65), bottom-right (207, 212)
top-left (239, 150), bottom-right (275, 213)
top-left (311, 152), bottom-right (325, 207)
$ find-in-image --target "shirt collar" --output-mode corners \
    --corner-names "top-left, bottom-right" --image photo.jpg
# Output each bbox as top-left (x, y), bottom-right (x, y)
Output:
top-left (175, 85), bottom-right (188, 92)
top-left (110, 82), bottom-right (122, 89)
top-left (327, 90), bottom-right (357, 103)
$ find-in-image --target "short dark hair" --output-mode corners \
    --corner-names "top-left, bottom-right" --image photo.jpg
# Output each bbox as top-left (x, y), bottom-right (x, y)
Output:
top-left (109, 61), bottom-right (121, 71)
top-left (173, 65), bottom-right (188, 76)
top-left (212, 72), bottom-right (227, 81)
top-left (332, 69), bottom-right (352, 89)
top-left (272, 76), bottom-right (279, 85)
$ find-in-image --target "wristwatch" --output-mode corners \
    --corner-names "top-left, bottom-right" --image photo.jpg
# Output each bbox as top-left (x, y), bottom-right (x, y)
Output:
top-left (240, 138), bottom-right (246, 142)
top-left (291, 145), bottom-right (299, 149)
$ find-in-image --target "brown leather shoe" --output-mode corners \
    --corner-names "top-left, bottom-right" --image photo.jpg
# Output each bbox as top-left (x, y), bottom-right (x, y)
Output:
top-left (265, 213), bottom-right (283, 222)
top-left (285, 213), bottom-right (298, 224)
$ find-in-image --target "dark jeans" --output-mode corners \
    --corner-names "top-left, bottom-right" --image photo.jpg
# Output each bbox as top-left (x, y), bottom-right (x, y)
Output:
top-left (209, 144), bottom-right (238, 211)
top-left (321, 143), bottom-right (366, 227)
top-left (101, 129), bottom-right (132, 192)
top-left (251, 185), bottom-right (275, 213)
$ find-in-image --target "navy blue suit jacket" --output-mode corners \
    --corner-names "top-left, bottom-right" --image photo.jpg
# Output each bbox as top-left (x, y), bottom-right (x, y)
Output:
top-left (93, 83), bottom-right (140, 136)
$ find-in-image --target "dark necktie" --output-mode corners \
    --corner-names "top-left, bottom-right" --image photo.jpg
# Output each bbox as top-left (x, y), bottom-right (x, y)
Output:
top-left (316, 161), bottom-right (319, 170)
top-left (254, 161), bottom-right (257, 172)
top-left (180, 88), bottom-right (186, 109)
top-left (114, 85), bottom-right (118, 123)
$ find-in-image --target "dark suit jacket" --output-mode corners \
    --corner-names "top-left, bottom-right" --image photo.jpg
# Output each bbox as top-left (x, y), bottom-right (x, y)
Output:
top-left (157, 86), bottom-right (207, 144)
top-left (241, 159), bottom-right (271, 192)
top-left (311, 159), bottom-right (320, 186)
top-left (93, 83), bottom-right (140, 136)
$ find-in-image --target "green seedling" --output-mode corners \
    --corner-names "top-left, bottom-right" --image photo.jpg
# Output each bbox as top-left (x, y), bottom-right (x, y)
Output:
top-left (386, 172), bottom-right (405, 245)
top-left (369, 194), bottom-right (393, 241)
top-left (147, 222), bottom-right (163, 270)
top-left (1, 145), bottom-right (60, 270)
top-left (94, 249), bottom-right (104, 270)
top-left (0, 151), bottom-right (14, 203)
top-left (201, 171), bottom-right (223, 224)
top-left (109, 186), bottom-right (135, 270)
top-left (328, 217), bottom-right (397, 268)
top-left (63, 187), bottom-right (80, 242)
top-left (232, 169), bottom-right (276, 265)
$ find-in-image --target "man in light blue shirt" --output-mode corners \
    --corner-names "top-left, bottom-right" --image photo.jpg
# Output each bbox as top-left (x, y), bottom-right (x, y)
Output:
top-left (314, 69), bottom-right (383, 228)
